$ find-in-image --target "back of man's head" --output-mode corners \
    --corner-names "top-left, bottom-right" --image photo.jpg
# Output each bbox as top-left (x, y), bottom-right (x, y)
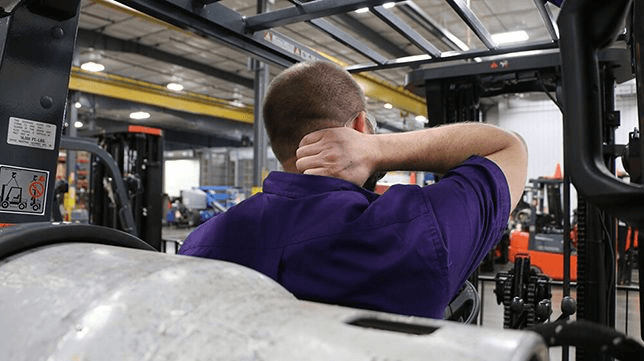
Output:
top-left (263, 61), bottom-right (366, 164)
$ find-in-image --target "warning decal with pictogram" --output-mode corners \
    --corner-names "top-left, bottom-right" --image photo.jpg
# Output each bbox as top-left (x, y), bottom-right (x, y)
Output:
top-left (0, 164), bottom-right (48, 215)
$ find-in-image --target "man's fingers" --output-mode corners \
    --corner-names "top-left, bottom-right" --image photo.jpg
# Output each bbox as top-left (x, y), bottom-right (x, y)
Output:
top-left (302, 167), bottom-right (330, 177)
top-left (298, 129), bottom-right (327, 148)
top-left (295, 143), bottom-right (322, 160)
top-left (295, 154), bottom-right (321, 173)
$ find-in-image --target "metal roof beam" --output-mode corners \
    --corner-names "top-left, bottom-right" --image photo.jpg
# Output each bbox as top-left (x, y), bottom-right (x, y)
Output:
top-left (110, 0), bottom-right (426, 116)
top-left (532, 0), bottom-right (559, 41)
top-left (398, 1), bottom-right (469, 51)
top-left (308, 18), bottom-right (388, 64)
top-left (370, 5), bottom-right (441, 58)
top-left (69, 67), bottom-right (254, 124)
top-left (445, 0), bottom-right (496, 49)
top-left (334, 13), bottom-right (411, 58)
top-left (118, 0), bottom-right (300, 68)
top-left (244, 0), bottom-right (406, 32)
top-left (347, 40), bottom-right (559, 73)
top-left (79, 97), bottom-right (253, 145)
top-left (76, 28), bottom-right (254, 89)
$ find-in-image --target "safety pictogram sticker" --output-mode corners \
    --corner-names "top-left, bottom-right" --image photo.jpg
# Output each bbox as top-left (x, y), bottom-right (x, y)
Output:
top-left (0, 164), bottom-right (48, 215)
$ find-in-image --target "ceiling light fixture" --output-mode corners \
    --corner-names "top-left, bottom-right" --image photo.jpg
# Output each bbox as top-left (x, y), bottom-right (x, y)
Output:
top-left (394, 54), bottom-right (431, 63)
top-left (80, 61), bottom-right (105, 72)
top-left (415, 115), bottom-right (428, 123)
top-left (354, 7), bottom-right (369, 14)
top-left (384, 103), bottom-right (393, 109)
top-left (167, 82), bottom-right (184, 92)
top-left (129, 111), bottom-right (151, 120)
top-left (74, 121), bottom-right (84, 128)
top-left (229, 99), bottom-right (245, 108)
top-left (491, 30), bottom-right (529, 45)
top-left (382, 2), bottom-right (395, 9)
top-left (74, 101), bottom-right (82, 109)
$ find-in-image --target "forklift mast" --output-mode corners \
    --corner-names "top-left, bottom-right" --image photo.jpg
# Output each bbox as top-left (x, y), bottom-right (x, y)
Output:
top-left (0, 0), bottom-right (81, 224)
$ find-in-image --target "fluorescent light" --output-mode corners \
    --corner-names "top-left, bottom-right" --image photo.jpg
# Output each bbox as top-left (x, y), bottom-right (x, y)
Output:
top-left (394, 54), bottom-right (431, 63)
top-left (229, 99), bottom-right (244, 108)
top-left (74, 121), bottom-right (83, 128)
top-left (355, 7), bottom-right (369, 14)
top-left (167, 82), bottom-right (184, 92)
top-left (80, 61), bottom-right (105, 72)
top-left (382, 2), bottom-right (395, 9)
top-left (415, 115), bottom-right (428, 123)
top-left (491, 30), bottom-right (529, 45)
top-left (129, 111), bottom-right (150, 120)
top-left (104, 0), bottom-right (136, 11)
top-left (384, 103), bottom-right (393, 109)
top-left (74, 101), bottom-right (82, 109)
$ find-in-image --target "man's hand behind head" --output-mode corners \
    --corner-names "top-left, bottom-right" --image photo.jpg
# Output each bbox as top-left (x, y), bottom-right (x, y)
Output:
top-left (296, 127), bottom-right (377, 187)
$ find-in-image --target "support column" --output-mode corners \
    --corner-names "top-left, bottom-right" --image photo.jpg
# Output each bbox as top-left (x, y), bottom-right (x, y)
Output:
top-left (252, 0), bottom-right (270, 188)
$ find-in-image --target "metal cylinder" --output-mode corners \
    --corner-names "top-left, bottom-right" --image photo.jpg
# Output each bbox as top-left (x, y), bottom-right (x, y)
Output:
top-left (0, 244), bottom-right (547, 360)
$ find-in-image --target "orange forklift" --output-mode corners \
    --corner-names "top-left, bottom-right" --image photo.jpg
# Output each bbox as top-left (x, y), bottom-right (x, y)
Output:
top-left (508, 174), bottom-right (578, 281)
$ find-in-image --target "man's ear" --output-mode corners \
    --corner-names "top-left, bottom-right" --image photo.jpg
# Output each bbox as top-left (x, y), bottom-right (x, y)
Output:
top-left (350, 111), bottom-right (368, 133)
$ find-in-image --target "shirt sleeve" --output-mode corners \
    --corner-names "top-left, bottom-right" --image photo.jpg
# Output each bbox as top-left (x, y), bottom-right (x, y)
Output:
top-left (421, 156), bottom-right (511, 297)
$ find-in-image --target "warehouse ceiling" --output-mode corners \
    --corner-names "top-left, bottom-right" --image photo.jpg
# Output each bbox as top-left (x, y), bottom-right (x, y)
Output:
top-left (73, 0), bottom-right (561, 147)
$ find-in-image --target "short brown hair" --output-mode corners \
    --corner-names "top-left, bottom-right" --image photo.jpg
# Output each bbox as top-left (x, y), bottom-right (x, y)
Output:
top-left (263, 61), bottom-right (366, 163)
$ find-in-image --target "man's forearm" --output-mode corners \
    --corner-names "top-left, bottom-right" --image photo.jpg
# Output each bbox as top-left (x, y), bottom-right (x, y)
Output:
top-left (371, 122), bottom-right (528, 207)
top-left (372, 123), bottom-right (520, 174)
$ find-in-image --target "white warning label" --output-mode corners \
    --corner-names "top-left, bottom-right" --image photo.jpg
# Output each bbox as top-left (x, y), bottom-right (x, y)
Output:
top-left (7, 117), bottom-right (56, 150)
top-left (263, 31), bottom-right (320, 61)
top-left (0, 165), bottom-right (48, 215)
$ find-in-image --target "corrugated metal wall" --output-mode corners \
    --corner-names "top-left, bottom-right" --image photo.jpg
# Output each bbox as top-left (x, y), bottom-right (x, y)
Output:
top-left (199, 149), bottom-right (232, 187)
top-left (198, 147), bottom-right (280, 191)
top-left (486, 96), bottom-right (564, 181)
top-left (486, 90), bottom-right (639, 181)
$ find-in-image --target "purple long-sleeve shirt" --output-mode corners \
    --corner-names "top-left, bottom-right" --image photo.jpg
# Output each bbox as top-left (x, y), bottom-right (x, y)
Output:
top-left (179, 156), bottom-right (510, 319)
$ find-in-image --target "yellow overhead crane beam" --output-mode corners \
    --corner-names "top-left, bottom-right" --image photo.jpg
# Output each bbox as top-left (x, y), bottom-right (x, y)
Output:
top-left (91, 0), bottom-right (427, 118)
top-left (69, 68), bottom-right (254, 124)
top-left (355, 74), bottom-right (427, 117)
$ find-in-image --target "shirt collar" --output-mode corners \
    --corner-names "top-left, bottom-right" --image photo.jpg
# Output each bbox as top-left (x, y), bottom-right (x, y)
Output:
top-left (263, 171), bottom-right (379, 201)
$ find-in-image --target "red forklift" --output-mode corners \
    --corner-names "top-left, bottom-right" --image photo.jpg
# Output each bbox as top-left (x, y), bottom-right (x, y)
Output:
top-left (508, 171), bottom-right (578, 281)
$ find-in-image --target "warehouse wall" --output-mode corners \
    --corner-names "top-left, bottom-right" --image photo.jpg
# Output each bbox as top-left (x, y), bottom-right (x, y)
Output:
top-left (487, 83), bottom-right (639, 182)
top-left (164, 159), bottom-right (200, 198)
top-left (164, 147), bottom-right (280, 198)
top-left (486, 95), bottom-right (564, 181)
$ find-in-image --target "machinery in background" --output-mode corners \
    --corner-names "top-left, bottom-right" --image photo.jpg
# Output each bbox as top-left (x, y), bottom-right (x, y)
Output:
top-left (166, 186), bottom-right (245, 228)
top-left (89, 126), bottom-right (163, 250)
top-left (56, 137), bottom-right (139, 239)
top-left (617, 225), bottom-right (639, 285)
top-left (509, 177), bottom-right (578, 281)
top-left (619, 128), bottom-right (641, 285)
top-left (495, 255), bottom-right (553, 329)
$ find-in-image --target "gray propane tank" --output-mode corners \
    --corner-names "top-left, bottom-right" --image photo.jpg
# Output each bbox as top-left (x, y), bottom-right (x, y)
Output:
top-left (0, 242), bottom-right (547, 361)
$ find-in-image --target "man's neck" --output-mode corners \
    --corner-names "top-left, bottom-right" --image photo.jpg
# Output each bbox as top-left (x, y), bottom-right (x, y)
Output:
top-left (281, 157), bottom-right (298, 173)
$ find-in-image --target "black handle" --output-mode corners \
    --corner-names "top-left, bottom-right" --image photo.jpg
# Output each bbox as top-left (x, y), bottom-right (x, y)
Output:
top-left (558, 0), bottom-right (644, 226)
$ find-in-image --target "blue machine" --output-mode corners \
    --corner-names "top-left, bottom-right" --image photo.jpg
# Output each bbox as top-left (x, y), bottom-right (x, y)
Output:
top-left (198, 186), bottom-right (243, 223)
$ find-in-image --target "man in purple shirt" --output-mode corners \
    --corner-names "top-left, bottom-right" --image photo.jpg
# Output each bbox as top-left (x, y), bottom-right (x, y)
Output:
top-left (179, 61), bottom-right (528, 319)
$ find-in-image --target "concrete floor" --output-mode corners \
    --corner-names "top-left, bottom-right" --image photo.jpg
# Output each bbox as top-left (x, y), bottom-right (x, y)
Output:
top-left (163, 226), bottom-right (642, 360)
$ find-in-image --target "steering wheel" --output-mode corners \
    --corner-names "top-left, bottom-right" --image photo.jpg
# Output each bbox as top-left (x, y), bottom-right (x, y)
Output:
top-left (444, 280), bottom-right (481, 324)
top-left (0, 222), bottom-right (155, 261)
